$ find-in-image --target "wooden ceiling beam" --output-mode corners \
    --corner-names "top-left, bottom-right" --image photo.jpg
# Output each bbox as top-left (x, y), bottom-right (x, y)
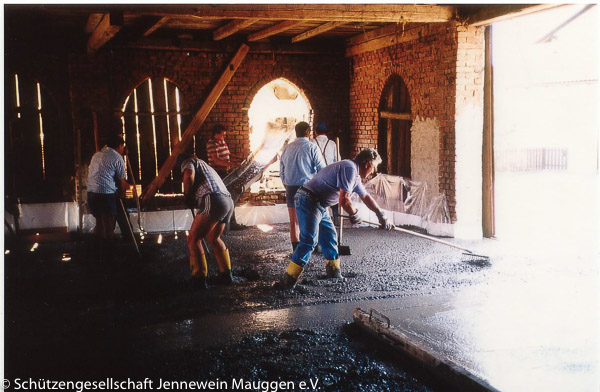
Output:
top-left (84, 13), bottom-right (104, 33)
top-left (346, 24), bottom-right (431, 57)
top-left (248, 20), bottom-right (304, 42)
top-left (462, 4), bottom-right (564, 27)
top-left (213, 18), bottom-right (260, 40)
top-left (291, 21), bottom-right (347, 43)
top-left (347, 23), bottom-right (405, 46)
top-left (87, 13), bottom-right (123, 54)
top-left (117, 4), bottom-right (455, 23)
top-left (143, 16), bottom-right (170, 37)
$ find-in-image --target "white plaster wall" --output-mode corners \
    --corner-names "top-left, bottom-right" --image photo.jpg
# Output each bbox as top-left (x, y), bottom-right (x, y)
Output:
top-left (411, 117), bottom-right (440, 197)
top-left (455, 104), bottom-right (484, 239)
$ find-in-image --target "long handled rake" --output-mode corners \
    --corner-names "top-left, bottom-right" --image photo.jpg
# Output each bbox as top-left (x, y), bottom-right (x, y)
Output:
top-left (342, 216), bottom-right (490, 263)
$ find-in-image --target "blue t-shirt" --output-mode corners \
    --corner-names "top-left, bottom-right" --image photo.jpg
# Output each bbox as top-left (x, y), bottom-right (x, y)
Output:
top-left (280, 137), bottom-right (325, 186)
top-left (303, 160), bottom-right (366, 206)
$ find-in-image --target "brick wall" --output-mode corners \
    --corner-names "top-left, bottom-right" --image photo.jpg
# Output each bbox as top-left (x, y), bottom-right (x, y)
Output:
top-left (68, 48), bottom-right (350, 204)
top-left (349, 22), bottom-right (464, 221)
top-left (454, 24), bottom-right (485, 238)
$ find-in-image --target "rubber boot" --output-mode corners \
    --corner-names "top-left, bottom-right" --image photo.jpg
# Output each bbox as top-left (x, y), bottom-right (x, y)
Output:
top-left (190, 254), bottom-right (208, 289)
top-left (325, 258), bottom-right (343, 279)
top-left (214, 248), bottom-right (233, 285)
top-left (274, 261), bottom-right (304, 290)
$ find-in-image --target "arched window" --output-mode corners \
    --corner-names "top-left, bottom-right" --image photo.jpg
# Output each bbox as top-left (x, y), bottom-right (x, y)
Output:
top-left (378, 75), bottom-right (412, 178)
top-left (6, 74), bottom-right (67, 202)
top-left (119, 78), bottom-right (190, 194)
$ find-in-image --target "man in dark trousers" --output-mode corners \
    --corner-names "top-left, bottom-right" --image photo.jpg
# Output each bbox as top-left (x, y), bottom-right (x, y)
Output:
top-left (280, 121), bottom-right (326, 252)
top-left (275, 148), bottom-right (394, 289)
top-left (87, 135), bottom-right (130, 243)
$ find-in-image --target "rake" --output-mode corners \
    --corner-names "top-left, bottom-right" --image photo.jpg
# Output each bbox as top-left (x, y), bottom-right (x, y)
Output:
top-left (342, 216), bottom-right (490, 263)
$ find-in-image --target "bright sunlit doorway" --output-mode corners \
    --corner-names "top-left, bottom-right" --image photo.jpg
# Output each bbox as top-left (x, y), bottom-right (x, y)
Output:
top-left (492, 4), bottom-right (599, 254)
top-left (247, 78), bottom-right (312, 193)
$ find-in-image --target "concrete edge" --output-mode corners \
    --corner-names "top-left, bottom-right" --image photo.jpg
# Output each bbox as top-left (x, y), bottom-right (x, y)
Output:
top-left (352, 308), bottom-right (499, 392)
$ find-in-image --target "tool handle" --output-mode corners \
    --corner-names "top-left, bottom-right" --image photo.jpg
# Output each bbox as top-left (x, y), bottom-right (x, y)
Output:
top-left (342, 215), bottom-right (474, 254)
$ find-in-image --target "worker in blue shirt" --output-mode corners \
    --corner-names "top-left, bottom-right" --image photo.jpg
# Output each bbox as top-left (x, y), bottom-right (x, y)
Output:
top-left (280, 122), bottom-right (326, 252)
top-left (275, 148), bottom-right (394, 289)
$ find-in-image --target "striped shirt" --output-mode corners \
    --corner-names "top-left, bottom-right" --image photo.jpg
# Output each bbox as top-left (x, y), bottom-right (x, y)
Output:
top-left (206, 138), bottom-right (230, 168)
top-left (181, 157), bottom-right (230, 200)
top-left (87, 146), bottom-right (126, 194)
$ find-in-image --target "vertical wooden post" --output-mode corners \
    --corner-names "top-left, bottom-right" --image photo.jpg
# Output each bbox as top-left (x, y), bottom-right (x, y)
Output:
top-left (482, 26), bottom-right (495, 238)
top-left (92, 111), bottom-right (99, 152)
top-left (142, 43), bottom-right (250, 203)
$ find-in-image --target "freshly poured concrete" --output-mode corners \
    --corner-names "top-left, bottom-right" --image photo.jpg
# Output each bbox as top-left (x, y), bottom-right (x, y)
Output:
top-left (5, 222), bottom-right (599, 390)
top-left (370, 238), bottom-right (600, 391)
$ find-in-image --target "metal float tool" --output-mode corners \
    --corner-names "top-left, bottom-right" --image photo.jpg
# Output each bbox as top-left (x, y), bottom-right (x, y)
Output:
top-left (342, 216), bottom-right (490, 263)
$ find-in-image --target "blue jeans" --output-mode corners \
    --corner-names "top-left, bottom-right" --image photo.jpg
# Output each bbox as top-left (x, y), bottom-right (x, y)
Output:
top-left (292, 192), bottom-right (339, 268)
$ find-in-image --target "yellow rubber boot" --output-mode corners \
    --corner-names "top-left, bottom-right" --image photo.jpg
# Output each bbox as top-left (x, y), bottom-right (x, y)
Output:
top-left (325, 258), bottom-right (342, 279)
top-left (190, 254), bottom-right (208, 288)
top-left (275, 261), bottom-right (304, 289)
top-left (214, 248), bottom-right (233, 285)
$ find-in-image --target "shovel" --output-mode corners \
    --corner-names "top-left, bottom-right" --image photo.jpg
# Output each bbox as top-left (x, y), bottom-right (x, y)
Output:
top-left (337, 211), bottom-right (351, 255)
top-left (334, 137), bottom-right (351, 256)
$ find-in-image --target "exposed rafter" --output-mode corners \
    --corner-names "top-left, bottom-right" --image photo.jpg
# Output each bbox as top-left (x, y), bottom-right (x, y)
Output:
top-left (462, 4), bottom-right (564, 27)
top-left (87, 13), bottom-right (122, 54)
top-left (120, 4), bottom-right (455, 23)
top-left (84, 13), bottom-right (104, 33)
top-left (291, 21), bottom-right (347, 43)
top-left (143, 16), bottom-right (170, 37)
top-left (214, 18), bottom-right (260, 40)
top-left (248, 20), bottom-right (304, 42)
top-left (346, 24), bottom-right (431, 57)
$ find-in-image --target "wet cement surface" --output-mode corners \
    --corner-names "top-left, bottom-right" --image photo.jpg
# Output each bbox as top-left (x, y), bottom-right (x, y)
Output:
top-left (6, 223), bottom-right (596, 390)
top-left (4, 224), bottom-right (484, 389)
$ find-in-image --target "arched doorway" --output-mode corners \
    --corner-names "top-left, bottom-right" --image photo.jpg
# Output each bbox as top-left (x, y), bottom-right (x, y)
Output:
top-left (378, 75), bottom-right (412, 178)
top-left (247, 78), bottom-right (312, 192)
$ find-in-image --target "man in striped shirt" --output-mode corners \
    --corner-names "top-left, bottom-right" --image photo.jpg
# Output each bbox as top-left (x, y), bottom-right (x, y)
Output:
top-left (206, 124), bottom-right (244, 178)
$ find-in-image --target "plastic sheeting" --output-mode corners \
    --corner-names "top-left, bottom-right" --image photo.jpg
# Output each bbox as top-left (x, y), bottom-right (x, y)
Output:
top-left (356, 174), bottom-right (454, 236)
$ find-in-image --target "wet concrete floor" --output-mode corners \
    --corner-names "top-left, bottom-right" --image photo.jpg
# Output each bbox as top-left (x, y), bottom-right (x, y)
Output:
top-left (4, 223), bottom-right (598, 390)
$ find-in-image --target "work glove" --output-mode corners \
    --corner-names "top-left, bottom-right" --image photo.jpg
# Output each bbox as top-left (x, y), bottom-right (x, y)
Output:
top-left (376, 210), bottom-right (395, 231)
top-left (348, 210), bottom-right (362, 225)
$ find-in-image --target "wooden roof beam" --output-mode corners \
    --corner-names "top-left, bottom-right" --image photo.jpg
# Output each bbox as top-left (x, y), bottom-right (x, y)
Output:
top-left (84, 13), bottom-right (104, 33)
top-left (463, 4), bottom-right (564, 27)
top-left (143, 16), bottom-right (170, 37)
top-left (214, 18), bottom-right (259, 40)
top-left (346, 24), bottom-right (431, 57)
top-left (248, 20), bottom-right (304, 42)
top-left (87, 13), bottom-right (122, 54)
top-left (118, 4), bottom-right (455, 23)
top-left (291, 21), bottom-right (346, 43)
